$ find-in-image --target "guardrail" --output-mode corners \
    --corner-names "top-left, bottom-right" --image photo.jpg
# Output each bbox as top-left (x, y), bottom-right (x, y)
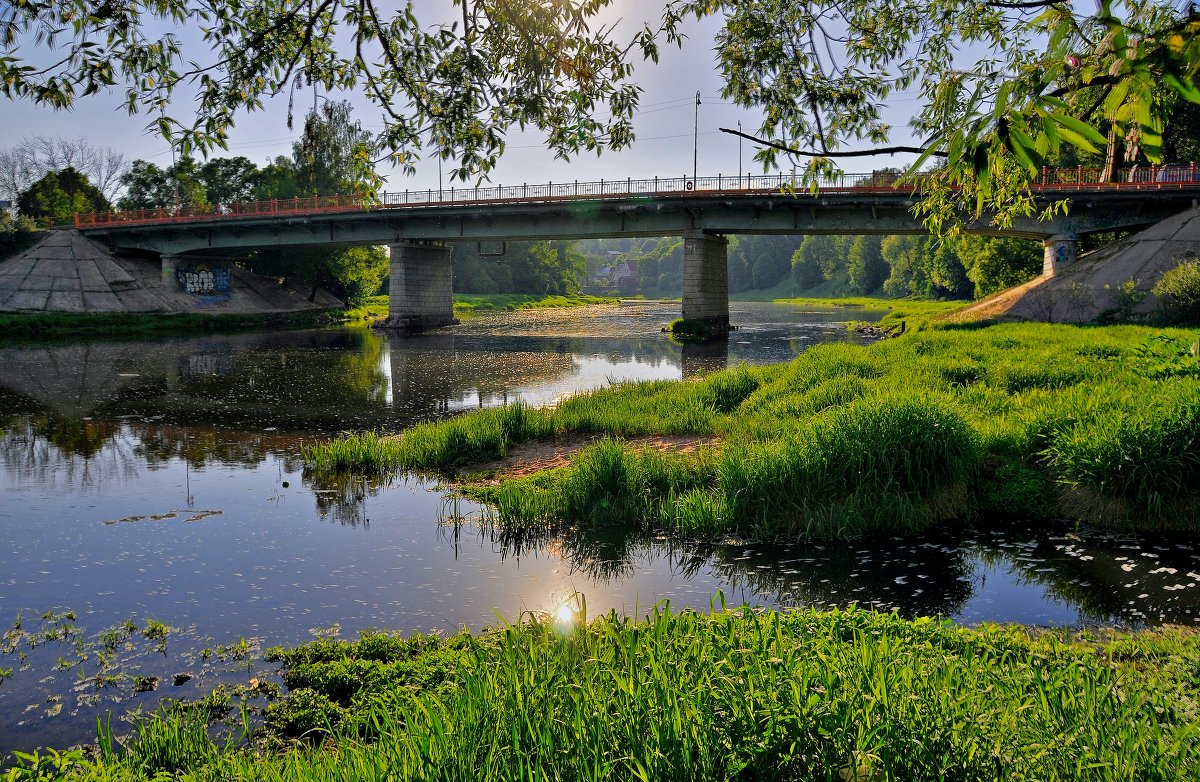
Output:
top-left (73, 165), bottom-right (1200, 229)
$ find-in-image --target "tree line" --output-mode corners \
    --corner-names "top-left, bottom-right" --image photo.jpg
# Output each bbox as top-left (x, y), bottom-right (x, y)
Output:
top-left (577, 233), bottom-right (1043, 300)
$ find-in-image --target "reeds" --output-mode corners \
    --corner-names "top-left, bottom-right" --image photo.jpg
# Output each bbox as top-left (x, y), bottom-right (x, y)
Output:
top-left (50, 606), bottom-right (1200, 780)
top-left (306, 322), bottom-right (1200, 535)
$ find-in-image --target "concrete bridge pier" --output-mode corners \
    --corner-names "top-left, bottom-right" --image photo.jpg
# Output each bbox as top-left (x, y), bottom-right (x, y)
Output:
top-left (161, 253), bottom-right (181, 289)
top-left (381, 241), bottom-right (458, 330)
top-left (1042, 235), bottom-right (1078, 277)
top-left (682, 229), bottom-right (730, 336)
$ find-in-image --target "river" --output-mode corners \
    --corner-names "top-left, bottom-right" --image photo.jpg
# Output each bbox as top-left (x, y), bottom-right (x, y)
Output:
top-left (1, 300), bottom-right (1198, 753)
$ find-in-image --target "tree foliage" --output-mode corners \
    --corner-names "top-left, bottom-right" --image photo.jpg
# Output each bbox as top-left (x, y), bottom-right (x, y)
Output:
top-left (453, 241), bottom-right (583, 296)
top-left (118, 158), bottom-right (209, 210)
top-left (0, 136), bottom-right (127, 204)
top-left (4, 1), bottom-right (1196, 230)
top-left (16, 167), bottom-right (109, 225)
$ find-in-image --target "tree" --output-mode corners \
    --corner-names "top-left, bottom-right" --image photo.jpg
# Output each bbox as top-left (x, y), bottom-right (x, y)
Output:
top-left (0, 137), bottom-right (127, 205)
top-left (198, 157), bottom-right (260, 204)
top-left (0, 210), bottom-right (39, 260)
top-left (846, 236), bottom-right (888, 294)
top-left (255, 156), bottom-right (301, 200)
top-left (880, 235), bottom-right (929, 298)
top-left (245, 103), bottom-right (387, 299)
top-left (955, 236), bottom-right (1043, 298)
top-left (118, 158), bottom-right (209, 210)
top-left (326, 245), bottom-right (390, 305)
top-left (791, 245), bottom-right (824, 289)
top-left (794, 235), bottom-right (841, 284)
top-left (17, 168), bottom-right (109, 225)
top-left (3, 1), bottom-right (1197, 230)
top-left (293, 101), bottom-right (380, 197)
top-left (923, 241), bottom-right (972, 299)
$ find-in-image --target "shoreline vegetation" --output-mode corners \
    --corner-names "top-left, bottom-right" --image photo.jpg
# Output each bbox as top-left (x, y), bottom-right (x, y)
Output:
top-left (0, 293), bottom-right (622, 341)
top-left (0, 310), bottom-right (338, 342)
top-left (304, 320), bottom-right (1200, 538)
top-left (13, 606), bottom-right (1200, 779)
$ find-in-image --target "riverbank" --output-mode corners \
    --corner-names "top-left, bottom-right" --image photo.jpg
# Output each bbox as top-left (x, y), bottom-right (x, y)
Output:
top-left (18, 606), bottom-right (1199, 779)
top-left (0, 293), bottom-right (624, 340)
top-left (0, 309), bottom-right (339, 342)
top-left (768, 295), bottom-right (968, 330)
top-left (342, 293), bottom-right (621, 323)
top-left (304, 321), bottom-right (1200, 537)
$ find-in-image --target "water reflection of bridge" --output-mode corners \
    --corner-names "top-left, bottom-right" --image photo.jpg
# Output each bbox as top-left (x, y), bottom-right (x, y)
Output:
top-left (0, 328), bottom-right (695, 435)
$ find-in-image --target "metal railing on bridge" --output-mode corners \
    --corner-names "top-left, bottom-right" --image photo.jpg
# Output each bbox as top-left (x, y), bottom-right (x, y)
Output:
top-left (73, 164), bottom-right (1200, 229)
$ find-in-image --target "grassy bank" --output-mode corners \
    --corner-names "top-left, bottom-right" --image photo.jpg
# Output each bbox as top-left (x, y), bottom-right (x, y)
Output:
top-left (454, 293), bottom-right (619, 312)
top-left (0, 310), bottom-right (338, 342)
top-left (769, 295), bottom-right (969, 330)
top-left (341, 293), bottom-right (621, 324)
top-left (21, 607), bottom-right (1200, 780)
top-left (305, 322), bottom-right (1200, 537)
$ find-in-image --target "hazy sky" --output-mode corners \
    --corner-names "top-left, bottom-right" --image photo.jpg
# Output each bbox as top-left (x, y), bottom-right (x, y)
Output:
top-left (3, 3), bottom-right (923, 194)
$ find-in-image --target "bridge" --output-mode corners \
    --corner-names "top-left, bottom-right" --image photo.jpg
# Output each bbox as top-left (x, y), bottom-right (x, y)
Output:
top-left (75, 166), bottom-right (1200, 333)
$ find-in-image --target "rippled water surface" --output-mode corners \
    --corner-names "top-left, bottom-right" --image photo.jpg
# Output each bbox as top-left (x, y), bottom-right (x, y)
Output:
top-left (2, 301), bottom-right (1198, 752)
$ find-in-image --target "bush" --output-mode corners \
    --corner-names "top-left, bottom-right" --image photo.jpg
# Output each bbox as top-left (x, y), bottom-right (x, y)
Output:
top-left (1152, 259), bottom-right (1200, 323)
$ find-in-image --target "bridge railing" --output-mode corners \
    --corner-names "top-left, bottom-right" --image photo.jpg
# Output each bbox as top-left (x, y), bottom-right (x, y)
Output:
top-left (73, 165), bottom-right (1200, 229)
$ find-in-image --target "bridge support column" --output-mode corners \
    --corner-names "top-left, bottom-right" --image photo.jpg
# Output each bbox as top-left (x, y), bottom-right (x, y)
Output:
top-left (1042, 235), bottom-right (1078, 277)
top-left (161, 253), bottom-right (180, 290)
top-left (682, 229), bottom-right (729, 336)
top-left (381, 241), bottom-right (457, 330)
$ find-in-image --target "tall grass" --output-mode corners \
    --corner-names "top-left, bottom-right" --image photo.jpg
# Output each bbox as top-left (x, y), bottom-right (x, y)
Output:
top-left (305, 322), bottom-right (1200, 536)
top-left (42, 606), bottom-right (1200, 780)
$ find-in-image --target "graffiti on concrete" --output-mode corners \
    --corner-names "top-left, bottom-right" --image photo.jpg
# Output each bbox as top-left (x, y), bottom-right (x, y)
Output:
top-left (177, 264), bottom-right (232, 296)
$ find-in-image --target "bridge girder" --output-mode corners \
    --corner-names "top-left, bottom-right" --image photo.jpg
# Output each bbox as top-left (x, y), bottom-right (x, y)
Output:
top-left (78, 191), bottom-right (1196, 257)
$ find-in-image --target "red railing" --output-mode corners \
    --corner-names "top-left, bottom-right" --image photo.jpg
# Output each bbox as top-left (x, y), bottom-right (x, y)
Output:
top-left (73, 164), bottom-right (1200, 229)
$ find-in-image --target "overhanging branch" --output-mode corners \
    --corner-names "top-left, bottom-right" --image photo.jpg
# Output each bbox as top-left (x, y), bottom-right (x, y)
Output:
top-left (719, 127), bottom-right (947, 158)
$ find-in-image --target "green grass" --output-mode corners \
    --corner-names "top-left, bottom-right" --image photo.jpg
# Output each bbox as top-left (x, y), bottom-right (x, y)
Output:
top-left (339, 295), bottom-right (389, 322)
top-left (305, 323), bottom-right (1200, 537)
top-left (770, 295), bottom-right (969, 330)
top-left (667, 317), bottom-right (722, 340)
top-left (340, 293), bottom-right (620, 324)
top-left (453, 293), bottom-right (619, 313)
top-left (27, 606), bottom-right (1200, 780)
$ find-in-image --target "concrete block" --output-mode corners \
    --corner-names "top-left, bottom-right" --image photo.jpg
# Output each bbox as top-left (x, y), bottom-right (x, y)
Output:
top-left (115, 289), bottom-right (167, 312)
top-left (31, 245), bottom-right (74, 261)
top-left (82, 290), bottom-right (124, 312)
top-left (47, 291), bottom-right (87, 312)
top-left (32, 258), bottom-right (77, 277)
top-left (23, 275), bottom-right (55, 291)
top-left (52, 276), bottom-right (83, 291)
top-left (7, 290), bottom-right (50, 310)
top-left (77, 261), bottom-right (110, 292)
top-left (95, 258), bottom-right (135, 285)
top-left (0, 258), bottom-right (37, 277)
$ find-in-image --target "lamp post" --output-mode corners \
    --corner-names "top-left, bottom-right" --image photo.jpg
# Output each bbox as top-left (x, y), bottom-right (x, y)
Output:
top-left (738, 120), bottom-right (743, 184)
top-left (693, 91), bottom-right (701, 185)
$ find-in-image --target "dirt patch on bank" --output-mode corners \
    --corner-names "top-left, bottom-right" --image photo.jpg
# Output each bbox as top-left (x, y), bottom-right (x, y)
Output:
top-left (467, 434), bottom-right (719, 481)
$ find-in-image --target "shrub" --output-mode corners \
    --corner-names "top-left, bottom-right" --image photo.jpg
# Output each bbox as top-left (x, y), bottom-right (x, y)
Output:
top-left (1152, 259), bottom-right (1200, 323)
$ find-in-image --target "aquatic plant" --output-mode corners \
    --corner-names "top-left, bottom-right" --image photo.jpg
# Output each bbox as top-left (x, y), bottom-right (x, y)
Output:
top-left (36, 606), bottom-right (1200, 780)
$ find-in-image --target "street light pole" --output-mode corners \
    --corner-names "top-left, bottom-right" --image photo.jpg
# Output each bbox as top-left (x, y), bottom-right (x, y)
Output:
top-left (693, 91), bottom-right (701, 185)
top-left (738, 120), bottom-right (743, 183)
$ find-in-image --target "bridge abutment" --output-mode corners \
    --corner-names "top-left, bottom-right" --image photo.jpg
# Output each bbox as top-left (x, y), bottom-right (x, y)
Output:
top-left (1042, 235), bottom-right (1078, 277)
top-left (382, 242), bottom-right (457, 330)
top-left (682, 229), bottom-right (729, 336)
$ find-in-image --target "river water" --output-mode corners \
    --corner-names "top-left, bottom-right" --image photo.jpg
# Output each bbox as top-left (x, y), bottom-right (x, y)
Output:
top-left (2, 301), bottom-right (1199, 753)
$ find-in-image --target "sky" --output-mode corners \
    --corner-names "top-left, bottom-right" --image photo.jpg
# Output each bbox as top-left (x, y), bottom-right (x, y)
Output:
top-left (1, 2), bottom-right (924, 197)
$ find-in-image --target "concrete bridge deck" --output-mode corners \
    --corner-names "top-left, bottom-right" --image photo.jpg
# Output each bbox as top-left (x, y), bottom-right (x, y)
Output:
top-left (72, 167), bottom-right (1200, 334)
